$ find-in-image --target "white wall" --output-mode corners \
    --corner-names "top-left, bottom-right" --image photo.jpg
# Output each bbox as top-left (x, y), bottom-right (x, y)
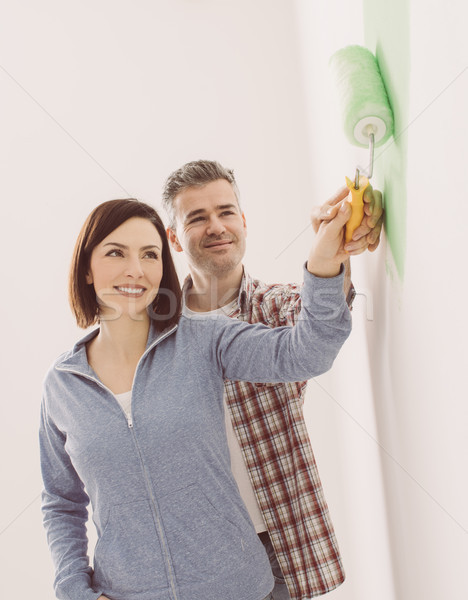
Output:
top-left (296, 1), bottom-right (468, 600)
top-left (368, 1), bottom-right (468, 598)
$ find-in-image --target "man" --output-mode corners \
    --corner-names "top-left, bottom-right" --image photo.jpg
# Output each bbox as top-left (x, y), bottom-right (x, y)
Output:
top-left (163, 160), bottom-right (382, 600)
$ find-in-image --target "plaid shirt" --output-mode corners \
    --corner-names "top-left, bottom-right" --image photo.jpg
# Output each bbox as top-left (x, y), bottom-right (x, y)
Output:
top-left (183, 269), bottom-right (348, 599)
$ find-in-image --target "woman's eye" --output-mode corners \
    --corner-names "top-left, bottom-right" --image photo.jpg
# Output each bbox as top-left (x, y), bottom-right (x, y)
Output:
top-left (144, 251), bottom-right (159, 259)
top-left (106, 249), bottom-right (123, 257)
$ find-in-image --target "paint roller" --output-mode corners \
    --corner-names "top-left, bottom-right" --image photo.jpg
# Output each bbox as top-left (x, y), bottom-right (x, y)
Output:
top-left (329, 45), bottom-right (394, 242)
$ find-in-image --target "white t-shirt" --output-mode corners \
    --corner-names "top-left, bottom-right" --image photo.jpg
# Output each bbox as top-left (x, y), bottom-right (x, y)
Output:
top-left (114, 390), bottom-right (132, 418)
top-left (183, 300), bottom-right (267, 533)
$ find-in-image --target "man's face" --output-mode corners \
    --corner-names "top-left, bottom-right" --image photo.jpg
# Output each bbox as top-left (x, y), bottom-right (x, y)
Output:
top-left (168, 179), bottom-right (247, 277)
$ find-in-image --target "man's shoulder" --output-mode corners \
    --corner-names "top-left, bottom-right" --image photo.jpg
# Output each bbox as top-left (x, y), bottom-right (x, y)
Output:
top-left (244, 272), bottom-right (302, 303)
top-left (241, 271), bottom-right (302, 324)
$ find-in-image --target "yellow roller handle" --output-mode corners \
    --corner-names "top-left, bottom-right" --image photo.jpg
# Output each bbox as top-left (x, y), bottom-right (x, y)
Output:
top-left (344, 175), bottom-right (369, 243)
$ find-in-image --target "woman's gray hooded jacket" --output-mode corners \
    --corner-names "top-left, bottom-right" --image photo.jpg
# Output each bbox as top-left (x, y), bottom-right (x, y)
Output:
top-left (40, 267), bottom-right (351, 600)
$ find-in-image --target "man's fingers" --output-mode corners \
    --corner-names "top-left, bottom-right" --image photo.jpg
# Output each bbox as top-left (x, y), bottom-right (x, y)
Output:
top-left (363, 188), bottom-right (383, 226)
top-left (347, 242), bottom-right (369, 256)
top-left (367, 217), bottom-right (383, 246)
top-left (348, 215), bottom-right (383, 250)
top-left (352, 220), bottom-right (372, 240)
top-left (345, 235), bottom-right (369, 254)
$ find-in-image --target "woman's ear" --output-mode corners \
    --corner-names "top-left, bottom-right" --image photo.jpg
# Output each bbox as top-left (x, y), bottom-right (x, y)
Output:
top-left (85, 271), bottom-right (93, 284)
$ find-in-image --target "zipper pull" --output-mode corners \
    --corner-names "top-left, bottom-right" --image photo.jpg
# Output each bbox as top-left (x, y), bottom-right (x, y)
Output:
top-left (126, 412), bottom-right (134, 428)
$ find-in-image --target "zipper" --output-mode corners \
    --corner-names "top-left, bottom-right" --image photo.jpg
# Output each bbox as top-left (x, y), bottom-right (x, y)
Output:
top-left (54, 369), bottom-right (135, 427)
top-left (127, 324), bottom-right (180, 598)
top-left (56, 324), bottom-right (178, 430)
top-left (55, 367), bottom-right (179, 598)
top-left (56, 324), bottom-right (180, 599)
top-left (128, 425), bottom-right (179, 600)
top-left (130, 324), bottom-right (177, 388)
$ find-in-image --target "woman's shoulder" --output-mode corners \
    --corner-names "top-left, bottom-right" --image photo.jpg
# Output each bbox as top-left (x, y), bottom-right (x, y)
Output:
top-left (41, 351), bottom-right (74, 403)
top-left (42, 328), bottom-right (98, 389)
top-left (176, 311), bottom-right (246, 335)
top-left (175, 311), bottom-right (269, 351)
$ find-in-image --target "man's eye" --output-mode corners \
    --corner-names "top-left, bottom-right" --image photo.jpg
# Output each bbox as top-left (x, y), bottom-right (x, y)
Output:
top-left (189, 216), bottom-right (204, 224)
top-left (221, 211), bottom-right (235, 216)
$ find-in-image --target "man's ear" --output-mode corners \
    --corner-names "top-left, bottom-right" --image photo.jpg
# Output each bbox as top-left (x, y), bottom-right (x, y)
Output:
top-left (241, 212), bottom-right (247, 237)
top-left (166, 227), bottom-right (183, 253)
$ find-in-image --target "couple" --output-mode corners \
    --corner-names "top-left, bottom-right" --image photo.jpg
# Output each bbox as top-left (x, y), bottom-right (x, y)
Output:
top-left (40, 160), bottom-right (383, 600)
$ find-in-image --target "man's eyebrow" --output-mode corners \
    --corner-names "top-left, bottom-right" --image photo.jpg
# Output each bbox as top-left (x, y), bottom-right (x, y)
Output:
top-left (103, 242), bottom-right (161, 250)
top-left (185, 204), bottom-right (238, 221)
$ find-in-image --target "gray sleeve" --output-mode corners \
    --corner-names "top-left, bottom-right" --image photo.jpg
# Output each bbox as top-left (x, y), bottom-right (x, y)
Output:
top-left (209, 264), bottom-right (352, 383)
top-left (39, 397), bottom-right (103, 600)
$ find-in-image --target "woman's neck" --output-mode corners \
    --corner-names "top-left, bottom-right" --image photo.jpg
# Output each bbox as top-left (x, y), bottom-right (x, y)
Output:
top-left (92, 313), bottom-right (150, 363)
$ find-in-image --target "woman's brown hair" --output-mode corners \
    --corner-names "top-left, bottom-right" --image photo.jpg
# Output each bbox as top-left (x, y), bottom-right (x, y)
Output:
top-left (69, 198), bottom-right (182, 330)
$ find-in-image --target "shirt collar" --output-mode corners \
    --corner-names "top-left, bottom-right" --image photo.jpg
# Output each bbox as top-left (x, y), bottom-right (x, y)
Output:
top-left (182, 267), bottom-right (255, 317)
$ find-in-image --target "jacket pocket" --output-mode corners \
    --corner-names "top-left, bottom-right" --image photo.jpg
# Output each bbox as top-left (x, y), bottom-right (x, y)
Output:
top-left (93, 499), bottom-right (167, 597)
top-left (158, 484), bottom-right (262, 586)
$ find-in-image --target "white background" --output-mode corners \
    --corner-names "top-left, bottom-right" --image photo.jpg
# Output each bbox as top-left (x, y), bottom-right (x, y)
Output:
top-left (1, 1), bottom-right (467, 599)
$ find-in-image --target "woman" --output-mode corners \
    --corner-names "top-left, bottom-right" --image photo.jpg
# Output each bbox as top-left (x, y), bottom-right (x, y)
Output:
top-left (40, 198), bottom-right (351, 600)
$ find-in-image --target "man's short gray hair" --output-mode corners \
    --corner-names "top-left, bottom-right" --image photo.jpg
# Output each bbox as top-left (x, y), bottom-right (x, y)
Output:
top-left (162, 159), bottom-right (241, 228)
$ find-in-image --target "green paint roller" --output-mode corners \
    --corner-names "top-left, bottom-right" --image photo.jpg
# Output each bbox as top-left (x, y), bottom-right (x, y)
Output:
top-left (329, 45), bottom-right (394, 242)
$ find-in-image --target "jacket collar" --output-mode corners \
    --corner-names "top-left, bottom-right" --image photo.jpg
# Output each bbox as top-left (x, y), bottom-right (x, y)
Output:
top-left (55, 321), bottom-right (178, 375)
top-left (182, 267), bottom-right (255, 318)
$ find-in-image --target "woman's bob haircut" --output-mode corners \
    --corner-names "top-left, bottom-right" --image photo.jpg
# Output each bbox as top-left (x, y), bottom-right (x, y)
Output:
top-left (69, 198), bottom-right (182, 330)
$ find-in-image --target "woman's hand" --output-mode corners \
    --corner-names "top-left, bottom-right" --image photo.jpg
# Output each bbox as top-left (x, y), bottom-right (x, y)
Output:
top-left (311, 184), bottom-right (384, 254)
top-left (307, 189), bottom-right (352, 277)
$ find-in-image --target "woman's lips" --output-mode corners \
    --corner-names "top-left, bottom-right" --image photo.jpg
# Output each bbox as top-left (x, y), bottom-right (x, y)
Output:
top-left (114, 285), bottom-right (146, 297)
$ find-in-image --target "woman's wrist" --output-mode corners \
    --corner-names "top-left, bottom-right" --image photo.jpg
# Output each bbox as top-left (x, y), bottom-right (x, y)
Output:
top-left (306, 259), bottom-right (342, 278)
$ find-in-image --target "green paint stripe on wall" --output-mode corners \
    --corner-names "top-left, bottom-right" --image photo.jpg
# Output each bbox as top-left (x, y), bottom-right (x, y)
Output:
top-left (363, 0), bottom-right (410, 279)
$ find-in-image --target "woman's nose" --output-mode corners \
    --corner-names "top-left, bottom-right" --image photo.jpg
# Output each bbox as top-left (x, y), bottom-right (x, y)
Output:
top-left (124, 257), bottom-right (144, 278)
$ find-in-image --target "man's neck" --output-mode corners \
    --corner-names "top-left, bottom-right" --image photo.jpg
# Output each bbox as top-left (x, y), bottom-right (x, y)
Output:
top-left (186, 265), bottom-right (244, 312)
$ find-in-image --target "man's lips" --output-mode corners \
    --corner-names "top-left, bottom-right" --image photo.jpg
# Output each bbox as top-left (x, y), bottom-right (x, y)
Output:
top-left (204, 240), bottom-right (233, 248)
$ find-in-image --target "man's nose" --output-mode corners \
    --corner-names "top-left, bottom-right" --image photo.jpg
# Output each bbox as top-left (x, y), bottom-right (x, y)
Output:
top-left (206, 216), bottom-right (226, 236)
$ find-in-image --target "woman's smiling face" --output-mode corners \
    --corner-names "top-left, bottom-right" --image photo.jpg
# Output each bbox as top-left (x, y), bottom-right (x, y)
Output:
top-left (86, 217), bottom-right (163, 321)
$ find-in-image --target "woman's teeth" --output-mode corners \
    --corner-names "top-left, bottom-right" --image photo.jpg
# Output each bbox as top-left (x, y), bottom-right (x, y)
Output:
top-left (116, 287), bottom-right (145, 295)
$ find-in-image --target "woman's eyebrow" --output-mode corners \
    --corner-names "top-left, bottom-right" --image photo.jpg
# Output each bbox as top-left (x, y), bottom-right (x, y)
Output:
top-left (103, 242), bottom-right (161, 250)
